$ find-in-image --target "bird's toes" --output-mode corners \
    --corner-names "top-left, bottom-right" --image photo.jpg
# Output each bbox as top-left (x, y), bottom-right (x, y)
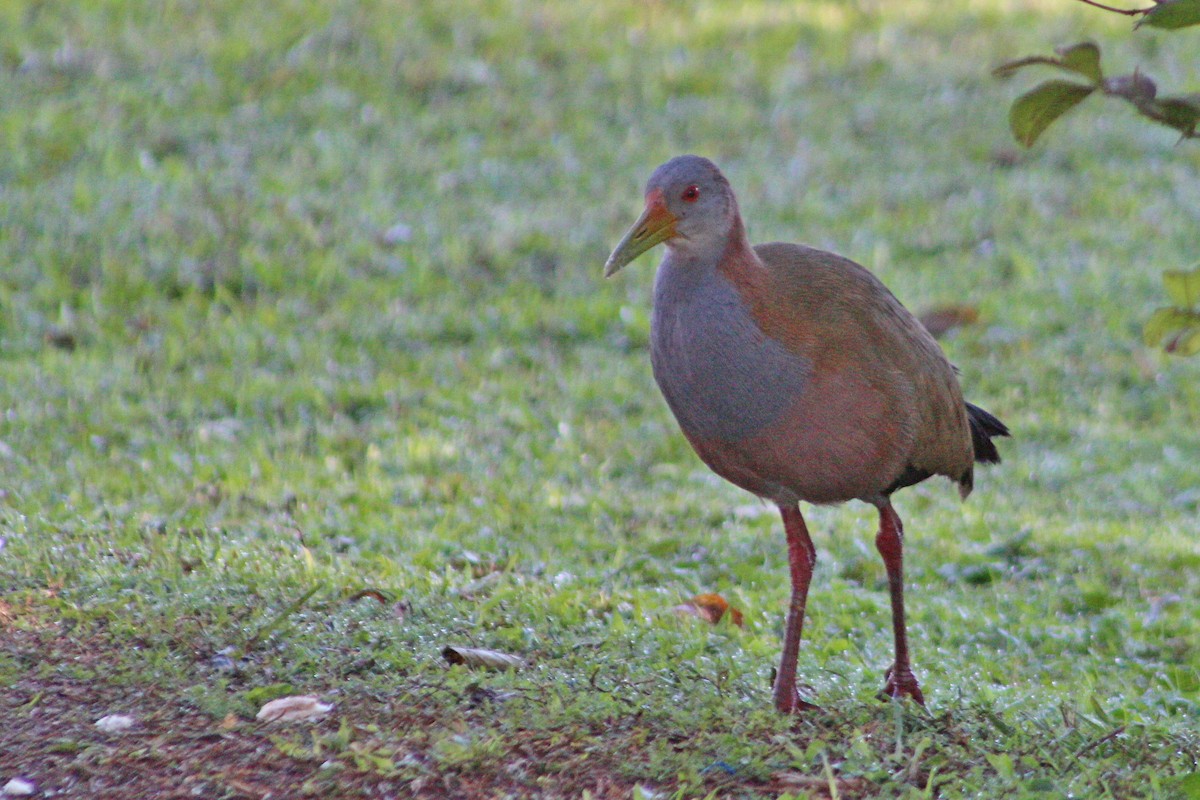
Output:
top-left (876, 685), bottom-right (926, 707)
top-left (772, 680), bottom-right (821, 714)
top-left (878, 665), bottom-right (926, 707)
top-left (775, 691), bottom-right (822, 714)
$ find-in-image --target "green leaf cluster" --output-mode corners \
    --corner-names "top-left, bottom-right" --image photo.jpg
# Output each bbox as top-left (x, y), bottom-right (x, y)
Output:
top-left (995, 41), bottom-right (1200, 146)
top-left (1141, 0), bottom-right (1200, 30)
top-left (1145, 266), bottom-right (1200, 355)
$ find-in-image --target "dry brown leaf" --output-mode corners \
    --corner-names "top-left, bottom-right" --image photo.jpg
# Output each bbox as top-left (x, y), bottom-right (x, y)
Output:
top-left (771, 771), bottom-right (872, 798)
top-left (0, 600), bottom-right (14, 628)
top-left (673, 593), bottom-right (744, 627)
top-left (442, 646), bottom-right (525, 670)
top-left (225, 777), bottom-right (272, 797)
top-left (918, 305), bottom-right (980, 339)
top-left (255, 695), bottom-right (333, 723)
top-left (346, 588), bottom-right (389, 604)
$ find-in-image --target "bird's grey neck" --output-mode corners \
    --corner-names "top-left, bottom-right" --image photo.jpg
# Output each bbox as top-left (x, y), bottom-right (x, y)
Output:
top-left (654, 246), bottom-right (721, 299)
top-left (649, 239), bottom-right (811, 445)
top-left (655, 218), bottom-right (752, 298)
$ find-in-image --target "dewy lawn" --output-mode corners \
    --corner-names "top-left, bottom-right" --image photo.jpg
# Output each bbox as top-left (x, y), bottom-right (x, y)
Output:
top-left (1, 1), bottom-right (1199, 798)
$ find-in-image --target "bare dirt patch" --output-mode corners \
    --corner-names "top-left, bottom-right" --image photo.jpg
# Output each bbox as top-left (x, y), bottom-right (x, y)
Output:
top-left (0, 625), bottom-right (658, 799)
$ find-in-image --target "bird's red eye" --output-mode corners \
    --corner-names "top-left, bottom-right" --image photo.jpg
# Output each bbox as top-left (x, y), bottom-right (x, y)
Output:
top-left (681, 185), bottom-right (700, 203)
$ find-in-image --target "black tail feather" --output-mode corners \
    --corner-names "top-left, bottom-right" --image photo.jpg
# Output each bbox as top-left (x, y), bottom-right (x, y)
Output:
top-left (884, 402), bottom-right (1010, 498)
top-left (966, 402), bottom-right (1009, 465)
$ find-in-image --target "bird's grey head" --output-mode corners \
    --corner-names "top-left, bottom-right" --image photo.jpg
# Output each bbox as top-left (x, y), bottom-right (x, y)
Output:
top-left (604, 155), bottom-right (740, 277)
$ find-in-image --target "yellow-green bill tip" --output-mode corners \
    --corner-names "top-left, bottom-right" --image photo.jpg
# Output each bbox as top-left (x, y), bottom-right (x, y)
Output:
top-left (603, 192), bottom-right (677, 278)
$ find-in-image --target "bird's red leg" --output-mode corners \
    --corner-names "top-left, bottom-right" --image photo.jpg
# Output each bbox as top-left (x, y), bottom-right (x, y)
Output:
top-left (773, 504), bottom-right (819, 713)
top-left (875, 502), bottom-right (925, 705)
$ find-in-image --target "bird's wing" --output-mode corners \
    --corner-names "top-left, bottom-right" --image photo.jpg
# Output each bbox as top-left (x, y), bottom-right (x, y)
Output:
top-left (751, 242), bottom-right (974, 489)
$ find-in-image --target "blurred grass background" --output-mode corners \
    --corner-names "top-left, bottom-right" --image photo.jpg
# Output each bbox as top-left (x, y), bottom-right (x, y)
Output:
top-left (2, 1), bottom-right (1199, 797)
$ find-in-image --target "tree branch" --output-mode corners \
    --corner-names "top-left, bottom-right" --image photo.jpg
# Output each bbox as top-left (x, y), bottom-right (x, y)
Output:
top-left (1074, 0), bottom-right (1154, 16)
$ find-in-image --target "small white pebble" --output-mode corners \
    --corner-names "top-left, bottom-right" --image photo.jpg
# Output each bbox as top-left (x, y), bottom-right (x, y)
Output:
top-left (3, 778), bottom-right (35, 796)
top-left (95, 714), bottom-right (135, 733)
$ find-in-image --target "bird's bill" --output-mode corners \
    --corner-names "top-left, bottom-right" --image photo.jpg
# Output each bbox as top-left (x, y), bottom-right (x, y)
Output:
top-left (603, 190), bottom-right (678, 277)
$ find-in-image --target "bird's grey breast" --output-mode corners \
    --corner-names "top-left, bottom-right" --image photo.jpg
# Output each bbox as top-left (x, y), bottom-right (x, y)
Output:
top-left (650, 262), bottom-right (812, 442)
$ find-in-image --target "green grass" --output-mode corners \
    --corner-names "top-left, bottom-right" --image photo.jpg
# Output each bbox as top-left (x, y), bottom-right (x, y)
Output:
top-left (2, 0), bottom-right (1199, 797)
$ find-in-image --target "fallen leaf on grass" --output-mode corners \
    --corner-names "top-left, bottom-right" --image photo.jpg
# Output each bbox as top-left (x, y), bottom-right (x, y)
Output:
top-left (442, 646), bottom-right (525, 670)
top-left (255, 695), bottom-right (333, 723)
top-left (771, 771), bottom-right (872, 798)
top-left (918, 305), bottom-right (979, 339)
top-left (225, 777), bottom-right (274, 797)
top-left (346, 588), bottom-right (390, 604)
top-left (673, 593), bottom-right (744, 627)
top-left (94, 714), bottom-right (135, 733)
